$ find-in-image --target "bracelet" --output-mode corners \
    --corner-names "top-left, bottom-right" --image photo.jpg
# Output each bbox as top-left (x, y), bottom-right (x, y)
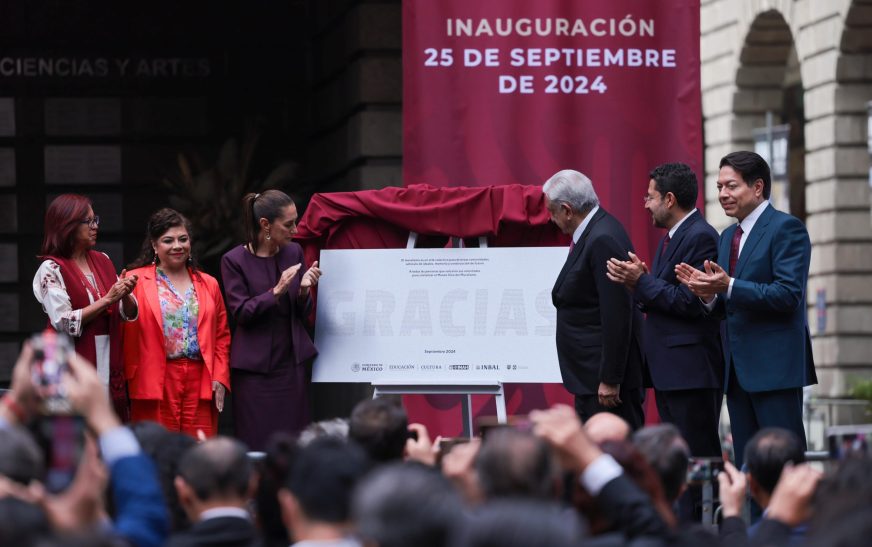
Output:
top-left (2, 395), bottom-right (26, 422)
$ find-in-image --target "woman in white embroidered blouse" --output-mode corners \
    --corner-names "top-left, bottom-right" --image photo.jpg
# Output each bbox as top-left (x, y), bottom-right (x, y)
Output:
top-left (32, 194), bottom-right (139, 420)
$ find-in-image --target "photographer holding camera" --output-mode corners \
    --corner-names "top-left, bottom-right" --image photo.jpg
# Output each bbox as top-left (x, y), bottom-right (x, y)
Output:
top-left (0, 340), bottom-right (168, 547)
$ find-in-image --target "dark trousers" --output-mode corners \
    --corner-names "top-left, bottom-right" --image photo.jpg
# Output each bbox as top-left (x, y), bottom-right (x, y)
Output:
top-left (574, 387), bottom-right (644, 430)
top-left (656, 388), bottom-right (723, 524)
top-left (726, 364), bottom-right (806, 469)
top-left (655, 388), bottom-right (723, 458)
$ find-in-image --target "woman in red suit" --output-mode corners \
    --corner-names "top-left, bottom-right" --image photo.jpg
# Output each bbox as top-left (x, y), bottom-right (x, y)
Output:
top-left (123, 208), bottom-right (230, 438)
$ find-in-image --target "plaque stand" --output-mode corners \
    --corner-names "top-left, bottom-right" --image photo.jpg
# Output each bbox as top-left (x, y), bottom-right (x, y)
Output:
top-left (371, 233), bottom-right (508, 437)
top-left (372, 381), bottom-right (507, 438)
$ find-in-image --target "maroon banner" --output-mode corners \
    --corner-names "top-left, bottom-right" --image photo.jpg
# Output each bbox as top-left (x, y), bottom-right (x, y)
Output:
top-left (403, 0), bottom-right (703, 198)
top-left (399, 0), bottom-right (701, 434)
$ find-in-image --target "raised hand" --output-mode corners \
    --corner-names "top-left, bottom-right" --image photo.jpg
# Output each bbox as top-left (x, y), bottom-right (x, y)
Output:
top-left (530, 404), bottom-right (602, 473)
top-left (272, 263), bottom-right (302, 298)
top-left (105, 275), bottom-right (134, 304)
top-left (405, 423), bottom-right (436, 466)
top-left (299, 260), bottom-right (322, 295)
top-left (766, 463), bottom-right (823, 527)
top-left (717, 461), bottom-right (747, 518)
top-left (606, 252), bottom-right (648, 289)
top-left (675, 259), bottom-right (729, 301)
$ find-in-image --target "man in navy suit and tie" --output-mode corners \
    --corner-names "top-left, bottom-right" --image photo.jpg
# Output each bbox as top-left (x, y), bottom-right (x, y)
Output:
top-left (606, 162), bottom-right (724, 460)
top-left (676, 151), bottom-right (816, 468)
top-left (545, 169), bottom-right (644, 429)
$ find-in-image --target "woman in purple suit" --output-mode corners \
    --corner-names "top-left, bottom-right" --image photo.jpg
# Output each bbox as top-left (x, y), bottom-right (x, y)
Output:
top-left (220, 190), bottom-right (321, 450)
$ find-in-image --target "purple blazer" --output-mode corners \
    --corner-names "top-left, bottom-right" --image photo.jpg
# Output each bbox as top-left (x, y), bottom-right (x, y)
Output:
top-left (220, 243), bottom-right (318, 373)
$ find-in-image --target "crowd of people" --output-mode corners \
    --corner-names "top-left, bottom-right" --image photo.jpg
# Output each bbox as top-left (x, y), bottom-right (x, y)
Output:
top-left (1, 353), bottom-right (869, 546)
top-left (5, 150), bottom-right (859, 545)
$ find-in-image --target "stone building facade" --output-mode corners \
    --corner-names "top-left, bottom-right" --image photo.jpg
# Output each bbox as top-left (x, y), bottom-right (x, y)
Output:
top-left (700, 0), bottom-right (872, 415)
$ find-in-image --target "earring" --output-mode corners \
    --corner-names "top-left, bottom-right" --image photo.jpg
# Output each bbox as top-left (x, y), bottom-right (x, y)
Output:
top-left (266, 231), bottom-right (271, 241)
top-left (187, 255), bottom-right (193, 265)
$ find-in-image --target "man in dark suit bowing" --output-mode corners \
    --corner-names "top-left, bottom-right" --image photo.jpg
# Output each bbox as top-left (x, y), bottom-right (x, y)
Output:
top-left (676, 151), bottom-right (816, 469)
top-left (606, 162), bottom-right (723, 460)
top-left (168, 437), bottom-right (258, 547)
top-left (544, 169), bottom-right (644, 429)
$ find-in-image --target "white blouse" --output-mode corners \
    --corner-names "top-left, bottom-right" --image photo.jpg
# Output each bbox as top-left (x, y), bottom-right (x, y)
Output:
top-left (32, 258), bottom-right (137, 385)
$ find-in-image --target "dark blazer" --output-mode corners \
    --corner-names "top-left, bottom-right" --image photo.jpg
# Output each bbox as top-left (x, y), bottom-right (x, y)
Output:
top-left (634, 210), bottom-right (723, 391)
top-left (221, 243), bottom-right (318, 374)
top-left (551, 208), bottom-right (644, 396)
top-left (166, 515), bottom-right (258, 547)
top-left (712, 205), bottom-right (816, 392)
top-left (585, 474), bottom-right (670, 546)
top-left (111, 454), bottom-right (170, 547)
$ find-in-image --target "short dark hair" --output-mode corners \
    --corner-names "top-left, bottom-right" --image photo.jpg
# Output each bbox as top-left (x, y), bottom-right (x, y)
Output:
top-left (255, 432), bottom-right (298, 544)
top-left (719, 151), bottom-right (771, 199)
top-left (0, 425), bottom-right (44, 485)
top-left (353, 462), bottom-right (462, 547)
top-left (177, 437), bottom-right (252, 501)
top-left (285, 437), bottom-right (369, 523)
top-left (131, 421), bottom-right (197, 531)
top-left (476, 427), bottom-right (557, 501)
top-left (632, 424), bottom-right (691, 502)
top-left (458, 500), bottom-right (584, 547)
top-left (649, 162), bottom-right (699, 211)
top-left (744, 428), bottom-right (804, 495)
top-left (348, 397), bottom-right (409, 463)
top-left (0, 497), bottom-right (51, 545)
top-left (810, 458), bottom-right (872, 538)
top-left (805, 506), bottom-right (872, 547)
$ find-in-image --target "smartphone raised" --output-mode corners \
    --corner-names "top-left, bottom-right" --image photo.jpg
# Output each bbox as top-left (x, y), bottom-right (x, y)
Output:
top-left (687, 457), bottom-right (726, 484)
top-left (477, 415), bottom-right (533, 439)
top-left (29, 329), bottom-right (75, 415)
top-left (435, 437), bottom-right (471, 468)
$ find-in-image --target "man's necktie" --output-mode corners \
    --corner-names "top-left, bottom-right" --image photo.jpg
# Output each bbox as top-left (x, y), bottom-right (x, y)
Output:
top-left (569, 240), bottom-right (575, 253)
top-left (729, 225), bottom-right (744, 275)
top-left (660, 234), bottom-right (671, 258)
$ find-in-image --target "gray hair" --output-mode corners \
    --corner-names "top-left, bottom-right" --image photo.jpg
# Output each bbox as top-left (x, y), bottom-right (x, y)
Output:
top-left (542, 169), bottom-right (599, 214)
top-left (298, 418), bottom-right (350, 447)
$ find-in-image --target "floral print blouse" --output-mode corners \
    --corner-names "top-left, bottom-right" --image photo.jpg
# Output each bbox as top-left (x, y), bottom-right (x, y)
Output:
top-left (156, 267), bottom-right (202, 360)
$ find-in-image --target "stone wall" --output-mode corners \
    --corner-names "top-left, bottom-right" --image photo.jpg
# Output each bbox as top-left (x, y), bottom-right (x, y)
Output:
top-left (701, 0), bottom-right (872, 408)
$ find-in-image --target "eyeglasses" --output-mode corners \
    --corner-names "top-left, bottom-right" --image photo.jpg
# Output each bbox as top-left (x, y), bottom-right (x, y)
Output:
top-left (642, 195), bottom-right (661, 204)
top-left (80, 216), bottom-right (100, 227)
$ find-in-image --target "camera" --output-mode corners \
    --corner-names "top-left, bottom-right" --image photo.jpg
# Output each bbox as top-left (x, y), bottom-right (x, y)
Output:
top-left (436, 437), bottom-right (471, 466)
top-left (687, 457), bottom-right (725, 484)
top-left (827, 424), bottom-right (872, 460)
top-left (30, 329), bottom-right (74, 415)
top-left (477, 415), bottom-right (533, 439)
top-left (27, 330), bottom-right (85, 493)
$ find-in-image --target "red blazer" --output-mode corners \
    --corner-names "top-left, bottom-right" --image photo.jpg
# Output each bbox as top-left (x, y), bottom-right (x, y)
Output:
top-left (122, 265), bottom-right (231, 400)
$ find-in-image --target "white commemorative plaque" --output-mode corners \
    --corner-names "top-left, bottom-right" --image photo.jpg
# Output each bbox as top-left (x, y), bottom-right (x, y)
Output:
top-left (312, 247), bottom-right (566, 384)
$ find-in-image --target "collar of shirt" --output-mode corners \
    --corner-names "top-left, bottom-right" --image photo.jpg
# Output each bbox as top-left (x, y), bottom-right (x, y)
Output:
top-left (737, 200), bottom-right (770, 253)
top-left (668, 208), bottom-right (697, 239)
top-left (572, 205), bottom-right (600, 245)
top-left (292, 539), bottom-right (361, 547)
top-left (199, 507), bottom-right (251, 522)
